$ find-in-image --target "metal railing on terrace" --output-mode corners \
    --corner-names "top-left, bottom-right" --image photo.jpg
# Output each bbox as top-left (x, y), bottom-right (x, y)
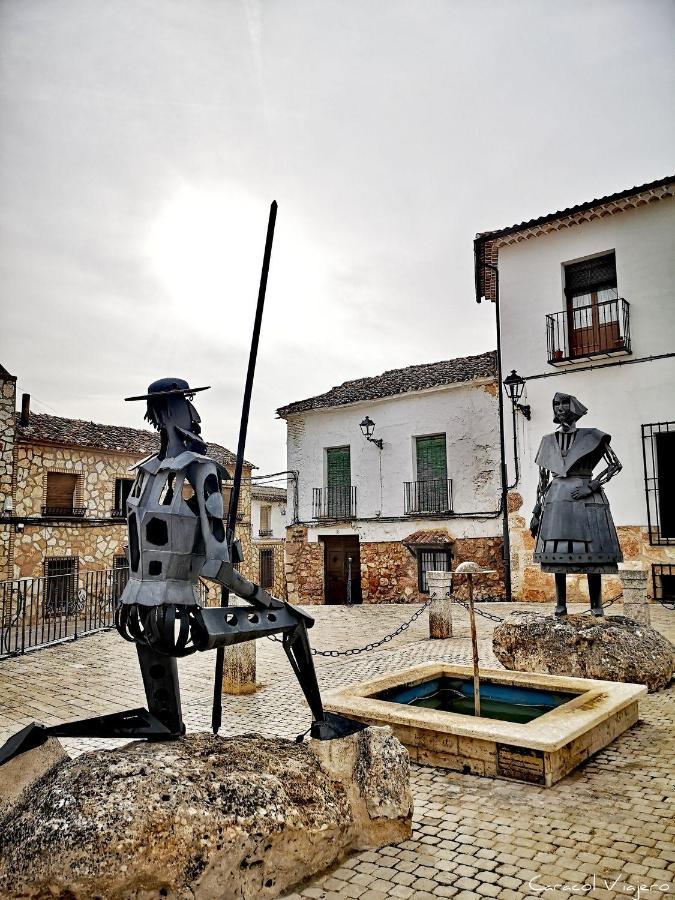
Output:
top-left (41, 505), bottom-right (87, 518)
top-left (312, 486), bottom-right (357, 520)
top-left (0, 568), bottom-right (210, 659)
top-left (404, 479), bottom-right (453, 516)
top-left (546, 297), bottom-right (631, 365)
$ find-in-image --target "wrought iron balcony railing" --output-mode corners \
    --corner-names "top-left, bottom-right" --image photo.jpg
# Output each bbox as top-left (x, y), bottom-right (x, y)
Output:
top-left (546, 298), bottom-right (631, 365)
top-left (404, 479), bottom-right (453, 516)
top-left (41, 506), bottom-right (87, 518)
top-left (312, 486), bottom-right (356, 520)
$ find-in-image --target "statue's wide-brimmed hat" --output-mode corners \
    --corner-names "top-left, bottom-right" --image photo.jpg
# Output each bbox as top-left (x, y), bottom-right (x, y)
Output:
top-left (125, 378), bottom-right (210, 402)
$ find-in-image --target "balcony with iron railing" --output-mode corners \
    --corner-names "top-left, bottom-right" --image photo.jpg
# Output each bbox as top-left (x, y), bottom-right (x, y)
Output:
top-left (312, 486), bottom-right (357, 520)
top-left (41, 506), bottom-right (87, 518)
top-left (404, 479), bottom-right (453, 516)
top-left (546, 297), bottom-right (631, 365)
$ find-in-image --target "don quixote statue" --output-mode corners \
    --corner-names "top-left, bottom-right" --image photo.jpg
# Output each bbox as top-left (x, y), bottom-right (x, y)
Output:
top-left (0, 202), bottom-right (357, 767)
top-left (530, 392), bottom-right (623, 617)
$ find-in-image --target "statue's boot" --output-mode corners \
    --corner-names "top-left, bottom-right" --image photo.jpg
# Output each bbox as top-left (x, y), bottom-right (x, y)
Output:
top-left (588, 574), bottom-right (604, 617)
top-left (554, 573), bottom-right (568, 617)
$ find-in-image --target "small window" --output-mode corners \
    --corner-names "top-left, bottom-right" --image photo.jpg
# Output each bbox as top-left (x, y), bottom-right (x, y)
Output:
top-left (260, 549), bottom-right (274, 589)
top-left (44, 472), bottom-right (82, 516)
top-left (44, 556), bottom-right (79, 615)
top-left (114, 477), bottom-right (134, 513)
top-left (259, 505), bottom-right (272, 535)
top-left (417, 548), bottom-right (451, 593)
top-left (652, 564), bottom-right (675, 605)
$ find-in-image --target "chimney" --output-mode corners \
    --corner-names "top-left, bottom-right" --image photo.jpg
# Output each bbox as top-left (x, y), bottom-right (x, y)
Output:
top-left (19, 393), bottom-right (30, 427)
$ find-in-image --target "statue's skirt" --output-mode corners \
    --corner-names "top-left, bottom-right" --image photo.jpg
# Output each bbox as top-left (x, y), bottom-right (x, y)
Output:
top-left (533, 475), bottom-right (623, 574)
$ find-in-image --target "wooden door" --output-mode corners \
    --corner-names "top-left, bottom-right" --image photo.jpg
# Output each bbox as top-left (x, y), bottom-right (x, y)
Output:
top-left (415, 434), bottom-right (448, 512)
top-left (326, 446), bottom-right (351, 518)
top-left (322, 536), bottom-right (361, 604)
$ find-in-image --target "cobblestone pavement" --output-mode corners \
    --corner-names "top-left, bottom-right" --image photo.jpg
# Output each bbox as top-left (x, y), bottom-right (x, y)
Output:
top-left (1, 600), bottom-right (673, 900)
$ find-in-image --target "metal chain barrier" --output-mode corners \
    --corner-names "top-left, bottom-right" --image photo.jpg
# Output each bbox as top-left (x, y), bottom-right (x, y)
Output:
top-left (267, 586), bottom-right (670, 658)
top-left (267, 597), bottom-right (434, 657)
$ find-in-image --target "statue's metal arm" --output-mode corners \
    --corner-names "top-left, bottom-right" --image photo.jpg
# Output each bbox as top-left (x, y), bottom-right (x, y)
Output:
top-left (530, 467), bottom-right (550, 536)
top-left (571, 444), bottom-right (622, 499)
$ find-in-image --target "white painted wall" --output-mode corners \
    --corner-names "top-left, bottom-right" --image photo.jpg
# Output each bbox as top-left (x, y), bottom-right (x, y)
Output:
top-left (498, 198), bottom-right (675, 526)
top-left (284, 379), bottom-right (502, 542)
top-left (251, 496), bottom-right (286, 539)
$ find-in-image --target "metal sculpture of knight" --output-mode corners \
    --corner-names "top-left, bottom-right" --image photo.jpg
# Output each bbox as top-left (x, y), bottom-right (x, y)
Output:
top-left (116, 378), bottom-right (284, 656)
top-left (530, 392), bottom-right (623, 617)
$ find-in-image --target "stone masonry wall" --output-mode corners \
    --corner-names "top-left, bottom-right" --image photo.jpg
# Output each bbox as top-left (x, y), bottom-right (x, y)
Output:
top-left (507, 490), bottom-right (675, 602)
top-left (0, 372), bottom-right (16, 577)
top-left (285, 531), bottom-right (504, 605)
top-left (285, 526), bottom-right (323, 605)
top-left (8, 440), bottom-right (254, 584)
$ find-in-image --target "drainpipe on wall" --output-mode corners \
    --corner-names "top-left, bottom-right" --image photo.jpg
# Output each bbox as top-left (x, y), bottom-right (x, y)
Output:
top-left (474, 238), bottom-right (513, 603)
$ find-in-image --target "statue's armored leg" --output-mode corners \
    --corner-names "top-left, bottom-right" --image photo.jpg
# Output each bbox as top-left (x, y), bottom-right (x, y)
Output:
top-left (282, 623), bottom-right (326, 731)
top-left (588, 574), bottom-right (603, 617)
top-left (554, 574), bottom-right (568, 617)
top-left (137, 644), bottom-right (185, 737)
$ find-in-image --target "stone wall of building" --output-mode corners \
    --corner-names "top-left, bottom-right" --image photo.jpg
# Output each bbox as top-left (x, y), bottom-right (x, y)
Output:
top-left (360, 541), bottom-right (420, 603)
top-left (13, 522), bottom-right (128, 578)
top-left (7, 438), bottom-right (255, 584)
top-left (0, 371), bottom-right (16, 578)
top-left (285, 526), bottom-right (324, 605)
top-left (285, 530), bottom-right (504, 605)
top-left (507, 491), bottom-right (675, 602)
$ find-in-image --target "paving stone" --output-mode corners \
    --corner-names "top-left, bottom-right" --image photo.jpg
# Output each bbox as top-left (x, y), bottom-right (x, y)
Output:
top-left (0, 602), bottom-right (672, 900)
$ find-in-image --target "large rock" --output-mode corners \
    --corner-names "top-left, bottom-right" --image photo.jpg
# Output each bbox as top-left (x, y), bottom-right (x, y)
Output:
top-left (493, 613), bottom-right (673, 692)
top-left (0, 728), bottom-right (412, 900)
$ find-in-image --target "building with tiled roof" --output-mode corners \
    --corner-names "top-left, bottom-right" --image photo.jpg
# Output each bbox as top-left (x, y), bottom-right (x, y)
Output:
top-left (281, 351), bottom-right (504, 607)
top-left (472, 174), bottom-right (675, 603)
top-left (0, 372), bottom-right (261, 589)
top-left (16, 412), bottom-right (248, 470)
top-left (277, 351), bottom-right (497, 417)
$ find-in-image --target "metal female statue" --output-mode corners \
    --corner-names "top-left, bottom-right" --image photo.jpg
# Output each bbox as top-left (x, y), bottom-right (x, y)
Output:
top-left (530, 393), bottom-right (623, 617)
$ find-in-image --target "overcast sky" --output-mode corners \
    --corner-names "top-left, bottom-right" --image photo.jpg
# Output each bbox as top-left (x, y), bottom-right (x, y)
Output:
top-left (1, 0), bottom-right (673, 475)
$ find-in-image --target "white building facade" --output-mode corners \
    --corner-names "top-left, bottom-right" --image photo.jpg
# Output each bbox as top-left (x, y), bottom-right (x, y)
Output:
top-left (250, 485), bottom-right (287, 599)
top-left (277, 352), bottom-right (504, 605)
top-left (475, 175), bottom-right (675, 603)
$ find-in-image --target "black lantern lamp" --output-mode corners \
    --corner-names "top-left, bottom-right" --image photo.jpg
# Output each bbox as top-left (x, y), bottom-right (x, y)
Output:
top-left (359, 415), bottom-right (383, 449)
top-left (503, 370), bottom-right (531, 420)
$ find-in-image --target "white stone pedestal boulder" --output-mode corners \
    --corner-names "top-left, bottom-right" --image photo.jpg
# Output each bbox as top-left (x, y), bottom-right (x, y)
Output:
top-left (0, 728), bottom-right (412, 899)
top-left (493, 612), bottom-right (673, 692)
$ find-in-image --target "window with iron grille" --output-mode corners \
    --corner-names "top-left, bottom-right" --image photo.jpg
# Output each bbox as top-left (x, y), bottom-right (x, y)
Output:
top-left (417, 548), bottom-right (452, 593)
top-left (44, 556), bottom-right (79, 615)
top-left (652, 564), bottom-right (675, 604)
top-left (642, 421), bottom-right (675, 545)
top-left (259, 548), bottom-right (274, 589)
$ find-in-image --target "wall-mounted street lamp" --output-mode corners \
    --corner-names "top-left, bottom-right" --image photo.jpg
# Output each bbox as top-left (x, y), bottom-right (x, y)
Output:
top-left (359, 415), bottom-right (383, 449)
top-left (503, 370), bottom-right (531, 420)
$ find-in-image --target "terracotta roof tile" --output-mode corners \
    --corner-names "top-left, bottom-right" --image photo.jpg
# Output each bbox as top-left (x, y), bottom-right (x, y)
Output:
top-left (16, 412), bottom-right (248, 469)
top-left (277, 351), bottom-right (496, 417)
top-left (402, 530), bottom-right (453, 545)
top-left (251, 485), bottom-right (287, 502)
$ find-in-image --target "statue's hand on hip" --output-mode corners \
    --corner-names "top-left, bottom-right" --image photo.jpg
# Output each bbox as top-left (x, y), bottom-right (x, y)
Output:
top-left (570, 483), bottom-right (594, 500)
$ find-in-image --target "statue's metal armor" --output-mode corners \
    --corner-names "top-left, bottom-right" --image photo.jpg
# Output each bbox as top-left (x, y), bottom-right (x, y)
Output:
top-left (120, 451), bottom-right (228, 608)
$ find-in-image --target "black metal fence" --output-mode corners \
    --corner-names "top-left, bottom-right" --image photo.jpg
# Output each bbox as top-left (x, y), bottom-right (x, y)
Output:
top-left (404, 479), bottom-right (453, 515)
top-left (0, 567), bottom-right (217, 659)
top-left (0, 566), bottom-right (129, 658)
top-left (313, 486), bottom-right (357, 520)
top-left (546, 297), bottom-right (631, 364)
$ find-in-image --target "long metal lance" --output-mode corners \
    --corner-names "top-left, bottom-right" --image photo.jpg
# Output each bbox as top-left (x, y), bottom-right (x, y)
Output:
top-left (212, 200), bottom-right (278, 735)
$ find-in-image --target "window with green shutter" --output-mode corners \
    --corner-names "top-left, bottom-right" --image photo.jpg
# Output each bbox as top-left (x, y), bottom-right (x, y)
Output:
top-left (414, 434), bottom-right (448, 513)
top-left (326, 446), bottom-right (351, 518)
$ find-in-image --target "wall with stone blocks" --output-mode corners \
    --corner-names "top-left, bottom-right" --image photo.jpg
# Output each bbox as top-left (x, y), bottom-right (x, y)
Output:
top-left (507, 490), bottom-right (675, 602)
top-left (285, 528), bottom-right (504, 605)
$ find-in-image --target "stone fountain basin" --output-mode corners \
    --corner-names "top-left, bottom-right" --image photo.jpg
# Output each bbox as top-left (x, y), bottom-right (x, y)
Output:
top-left (324, 663), bottom-right (646, 787)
